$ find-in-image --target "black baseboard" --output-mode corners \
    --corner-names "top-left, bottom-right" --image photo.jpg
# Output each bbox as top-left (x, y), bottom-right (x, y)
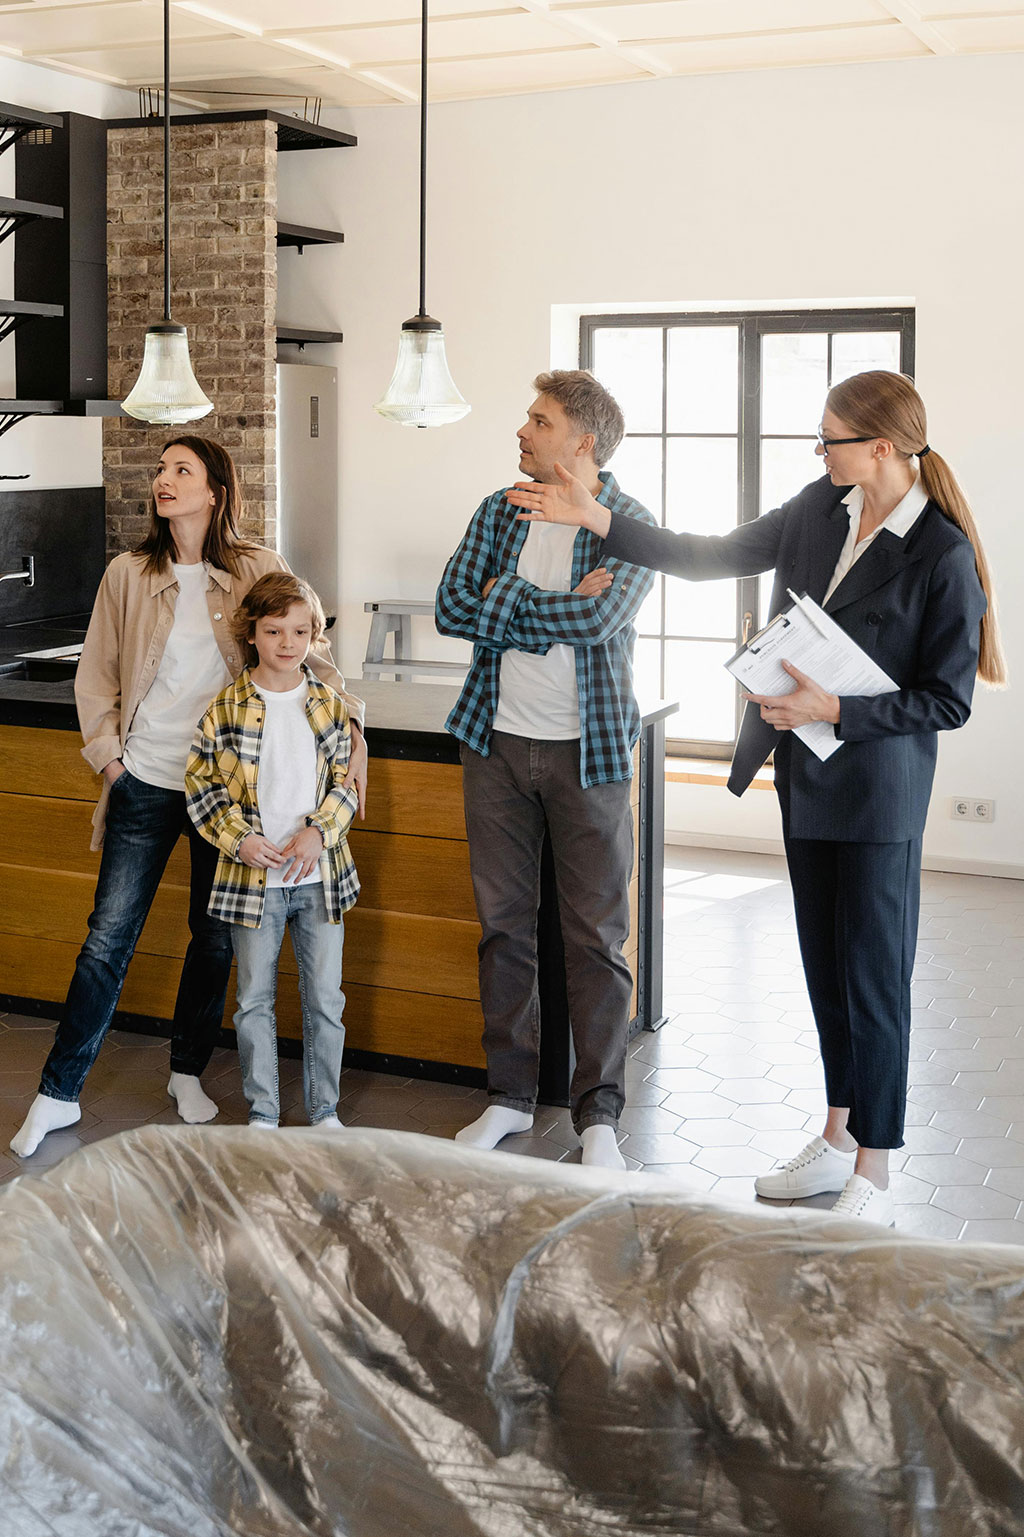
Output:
top-left (0, 994), bottom-right (487, 1087)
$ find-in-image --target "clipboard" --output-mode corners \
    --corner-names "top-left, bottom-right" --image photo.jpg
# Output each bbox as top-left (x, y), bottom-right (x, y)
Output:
top-left (724, 590), bottom-right (898, 762)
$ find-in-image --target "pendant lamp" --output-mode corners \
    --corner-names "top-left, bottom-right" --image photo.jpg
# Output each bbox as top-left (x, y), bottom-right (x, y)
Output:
top-left (122, 0), bottom-right (213, 425)
top-left (374, 0), bottom-right (469, 428)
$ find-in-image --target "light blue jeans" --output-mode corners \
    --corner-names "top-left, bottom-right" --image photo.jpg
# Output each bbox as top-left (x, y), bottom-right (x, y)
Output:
top-left (231, 883), bottom-right (346, 1125)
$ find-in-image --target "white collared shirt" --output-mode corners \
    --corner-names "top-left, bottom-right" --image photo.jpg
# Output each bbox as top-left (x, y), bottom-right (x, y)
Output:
top-left (823, 478), bottom-right (928, 604)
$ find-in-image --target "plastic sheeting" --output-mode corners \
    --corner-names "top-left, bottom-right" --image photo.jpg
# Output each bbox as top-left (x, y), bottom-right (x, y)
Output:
top-left (2, 1123), bottom-right (1024, 1537)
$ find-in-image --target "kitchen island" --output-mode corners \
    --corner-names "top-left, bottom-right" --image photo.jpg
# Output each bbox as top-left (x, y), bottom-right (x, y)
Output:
top-left (0, 642), bottom-right (675, 1096)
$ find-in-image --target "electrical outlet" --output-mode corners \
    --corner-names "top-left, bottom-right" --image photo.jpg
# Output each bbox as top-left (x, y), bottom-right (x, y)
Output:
top-left (952, 798), bottom-right (995, 822)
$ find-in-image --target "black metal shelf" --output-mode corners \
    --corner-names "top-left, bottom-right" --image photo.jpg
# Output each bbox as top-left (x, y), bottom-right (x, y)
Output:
top-left (0, 397), bottom-right (123, 440)
top-left (107, 109), bottom-right (356, 153)
top-left (0, 398), bottom-right (61, 441)
top-left (0, 300), bottom-right (64, 316)
top-left (0, 195), bottom-right (63, 246)
top-left (0, 101), bottom-right (62, 159)
top-left (0, 299), bottom-right (64, 346)
top-left (277, 221), bottom-right (344, 253)
top-left (61, 399), bottom-right (125, 418)
top-left (277, 327), bottom-right (343, 349)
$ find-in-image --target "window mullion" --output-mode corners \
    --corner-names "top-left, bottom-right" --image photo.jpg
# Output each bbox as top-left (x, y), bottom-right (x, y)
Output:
top-left (581, 305), bottom-right (913, 760)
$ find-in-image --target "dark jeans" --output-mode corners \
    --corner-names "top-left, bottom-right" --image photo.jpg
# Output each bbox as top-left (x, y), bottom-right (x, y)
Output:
top-left (461, 733), bottom-right (634, 1134)
top-left (784, 831), bottom-right (922, 1150)
top-left (39, 769), bottom-right (233, 1102)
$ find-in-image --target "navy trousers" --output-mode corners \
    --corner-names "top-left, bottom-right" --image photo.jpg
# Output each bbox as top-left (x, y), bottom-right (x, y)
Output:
top-left (783, 832), bottom-right (922, 1150)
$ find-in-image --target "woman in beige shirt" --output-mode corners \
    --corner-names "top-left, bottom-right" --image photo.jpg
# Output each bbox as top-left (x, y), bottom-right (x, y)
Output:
top-left (11, 436), bottom-right (365, 1158)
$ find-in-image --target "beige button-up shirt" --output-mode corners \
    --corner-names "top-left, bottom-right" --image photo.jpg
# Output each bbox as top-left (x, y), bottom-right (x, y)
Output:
top-left (75, 546), bottom-right (364, 848)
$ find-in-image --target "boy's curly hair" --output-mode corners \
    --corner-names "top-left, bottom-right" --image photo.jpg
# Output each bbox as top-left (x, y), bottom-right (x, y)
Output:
top-left (231, 571), bottom-right (326, 669)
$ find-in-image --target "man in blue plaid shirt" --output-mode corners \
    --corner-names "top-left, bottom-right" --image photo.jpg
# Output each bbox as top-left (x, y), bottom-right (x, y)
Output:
top-left (436, 370), bottom-right (656, 1169)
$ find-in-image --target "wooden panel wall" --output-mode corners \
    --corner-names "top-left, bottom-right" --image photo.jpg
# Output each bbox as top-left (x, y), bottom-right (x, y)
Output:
top-left (0, 726), bottom-right (641, 1072)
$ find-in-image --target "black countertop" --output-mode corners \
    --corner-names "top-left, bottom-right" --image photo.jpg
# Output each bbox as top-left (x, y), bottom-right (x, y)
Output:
top-left (0, 617), bottom-right (90, 730)
top-left (0, 621), bottom-right (677, 754)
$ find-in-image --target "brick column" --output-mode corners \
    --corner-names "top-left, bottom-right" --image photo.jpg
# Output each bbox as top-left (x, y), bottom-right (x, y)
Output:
top-left (104, 118), bottom-right (277, 559)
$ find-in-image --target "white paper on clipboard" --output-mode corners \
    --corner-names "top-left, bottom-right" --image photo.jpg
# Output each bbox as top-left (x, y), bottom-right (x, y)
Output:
top-left (724, 589), bottom-right (898, 762)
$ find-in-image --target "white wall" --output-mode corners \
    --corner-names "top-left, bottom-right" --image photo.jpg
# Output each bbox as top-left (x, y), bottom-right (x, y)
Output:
top-left (278, 51), bottom-right (1024, 875)
top-left (0, 58), bottom-right (136, 486)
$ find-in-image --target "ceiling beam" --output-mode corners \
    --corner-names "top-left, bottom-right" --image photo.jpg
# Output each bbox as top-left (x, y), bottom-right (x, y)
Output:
top-left (0, 0), bottom-right (148, 14)
top-left (626, 19), bottom-right (905, 47)
top-left (516, 0), bottom-right (671, 76)
top-left (22, 33), bottom-right (233, 59)
top-left (264, 8), bottom-right (524, 42)
top-left (873, 1), bottom-right (956, 52)
top-left (173, 0), bottom-right (414, 102)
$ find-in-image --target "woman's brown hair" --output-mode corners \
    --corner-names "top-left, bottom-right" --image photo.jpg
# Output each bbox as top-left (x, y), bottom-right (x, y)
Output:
top-left (230, 571), bottom-right (326, 669)
top-left (135, 436), bottom-right (261, 578)
top-left (826, 371), bottom-right (1006, 686)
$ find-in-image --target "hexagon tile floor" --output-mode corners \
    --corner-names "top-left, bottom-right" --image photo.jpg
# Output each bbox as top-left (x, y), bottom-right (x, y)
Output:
top-left (3, 847), bottom-right (1024, 1242)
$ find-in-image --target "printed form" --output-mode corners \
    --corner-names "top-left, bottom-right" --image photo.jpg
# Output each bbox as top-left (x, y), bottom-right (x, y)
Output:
top-left (725, 590), bottom-right (897, 762)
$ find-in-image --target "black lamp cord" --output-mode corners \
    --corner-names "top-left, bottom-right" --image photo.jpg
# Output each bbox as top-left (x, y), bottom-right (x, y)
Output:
top-left (163, 0), bottom-right (172, 323)
top-left (417, 0), bottom-right (427, 320)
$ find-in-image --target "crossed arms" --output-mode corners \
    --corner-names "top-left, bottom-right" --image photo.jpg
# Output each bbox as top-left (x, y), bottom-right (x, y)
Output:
top-left (435, 495), bottom-right (654, 653)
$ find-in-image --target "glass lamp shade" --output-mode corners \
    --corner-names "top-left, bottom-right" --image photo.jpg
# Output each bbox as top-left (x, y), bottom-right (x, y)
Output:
top-left (122, 323), bottom-right (214, 426)
top-left (374, 321), bottom-right (470, 428)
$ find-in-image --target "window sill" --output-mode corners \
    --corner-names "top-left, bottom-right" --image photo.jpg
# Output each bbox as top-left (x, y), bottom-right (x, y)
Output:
top-left (665, 755), bottom-right (775, 791)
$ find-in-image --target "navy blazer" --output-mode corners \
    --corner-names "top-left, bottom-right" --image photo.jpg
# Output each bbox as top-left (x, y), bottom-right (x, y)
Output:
top-left (604, 476), bottom-right (987, 842)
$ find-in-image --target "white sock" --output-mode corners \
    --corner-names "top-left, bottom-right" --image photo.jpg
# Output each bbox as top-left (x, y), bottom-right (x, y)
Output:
top-left (168, 1073), bottom-right (218, 1124)
top-left (311, 1116), bottom-right (345, 1130)
top-left (10, 1093), bottom-right (81, 1158)
top-left (454, 1105), bottom-right (534, 1149)
top-left (581, 1124), bottom-right (626, 1171)
top-left (248, 1120), bottom-right (278, 1129)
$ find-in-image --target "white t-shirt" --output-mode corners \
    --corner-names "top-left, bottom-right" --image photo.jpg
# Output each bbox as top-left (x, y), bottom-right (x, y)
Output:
top-left (493, 521), bottom-right (581, 740)
top-left (123, 562), bottom-right (231, 791)
top-left (253, 678), bottom-right (322, 888)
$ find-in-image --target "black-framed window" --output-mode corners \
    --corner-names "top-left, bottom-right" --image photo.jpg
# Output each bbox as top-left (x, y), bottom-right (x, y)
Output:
top-left (580, 308), bottom-right (915, 758)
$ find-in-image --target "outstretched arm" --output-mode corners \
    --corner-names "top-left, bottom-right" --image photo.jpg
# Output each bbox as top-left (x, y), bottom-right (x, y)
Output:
top-left (509, 461), bottom-right (788, 581)
top-left (506, 462), bottom-right (611, 535)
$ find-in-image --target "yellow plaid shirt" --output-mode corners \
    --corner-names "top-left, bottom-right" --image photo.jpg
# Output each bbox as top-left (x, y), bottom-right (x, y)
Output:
top-left (185, 666), bottom-right (359, 929)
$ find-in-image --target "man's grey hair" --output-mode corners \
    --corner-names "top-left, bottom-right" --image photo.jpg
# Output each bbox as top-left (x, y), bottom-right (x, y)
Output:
top-left (532, 369), bottom-right (625, 468)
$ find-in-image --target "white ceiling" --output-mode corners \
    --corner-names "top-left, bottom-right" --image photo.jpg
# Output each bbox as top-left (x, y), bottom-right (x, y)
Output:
top-left (1, 0), bottom-right (1022, 109)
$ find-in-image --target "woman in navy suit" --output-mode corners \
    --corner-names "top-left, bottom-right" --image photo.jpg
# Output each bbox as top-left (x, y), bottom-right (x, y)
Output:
top-left (507, 372), bottom-right (1005, 1226)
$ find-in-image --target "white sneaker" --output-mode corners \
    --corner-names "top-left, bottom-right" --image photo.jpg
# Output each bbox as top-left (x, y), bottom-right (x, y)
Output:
top-left (830, 1174), bottom-right (896, 1228)
top-left (754, 1135), bottom-right (856, 1199)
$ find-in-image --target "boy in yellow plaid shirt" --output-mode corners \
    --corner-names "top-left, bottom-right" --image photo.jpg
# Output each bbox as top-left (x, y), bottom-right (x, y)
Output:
top-left (186, 572), bottom-right (359, 1127)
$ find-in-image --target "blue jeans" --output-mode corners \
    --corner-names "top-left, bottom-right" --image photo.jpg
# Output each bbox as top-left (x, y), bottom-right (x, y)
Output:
top-left (40, 769), bottom-right (233, 1102)
top-left (230, 883), bottom-right (346, 1125)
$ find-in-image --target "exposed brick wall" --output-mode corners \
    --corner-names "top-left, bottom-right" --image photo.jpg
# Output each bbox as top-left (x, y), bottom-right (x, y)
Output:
top-left (104, 118), bottom-right (277, 559)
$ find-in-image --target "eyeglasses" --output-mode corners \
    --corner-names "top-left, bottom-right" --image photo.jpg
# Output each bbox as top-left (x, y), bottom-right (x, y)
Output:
top-left (816, 432), bottom-right (876, 452)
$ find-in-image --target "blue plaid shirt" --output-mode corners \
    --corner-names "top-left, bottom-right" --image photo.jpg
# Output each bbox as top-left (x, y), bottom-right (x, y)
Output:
top-left (436, 471), bottom-right (656, 787)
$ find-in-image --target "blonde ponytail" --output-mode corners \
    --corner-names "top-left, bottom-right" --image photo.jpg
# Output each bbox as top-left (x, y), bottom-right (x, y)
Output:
top-left (917, 449), bottom-right (1007, 686)
top-left (826, 372), bottom-right (1007, 687)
